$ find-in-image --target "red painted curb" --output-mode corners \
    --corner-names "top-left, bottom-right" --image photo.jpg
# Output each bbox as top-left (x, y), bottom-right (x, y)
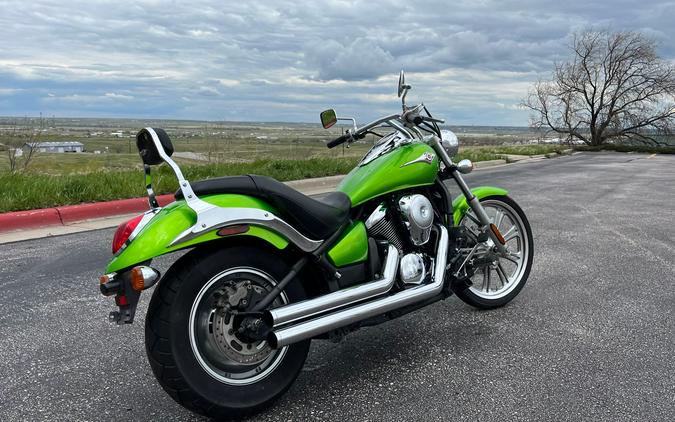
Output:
top-left (0, 208), bottom-right (63, 232)
top-left (0, 194), bottom-right (175, 233)
top-left (57, 194), bottom-right (175, 225)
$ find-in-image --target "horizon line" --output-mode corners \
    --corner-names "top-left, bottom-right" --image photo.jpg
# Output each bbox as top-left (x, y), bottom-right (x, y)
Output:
top-left (0, 115), bottom-right (532, 129)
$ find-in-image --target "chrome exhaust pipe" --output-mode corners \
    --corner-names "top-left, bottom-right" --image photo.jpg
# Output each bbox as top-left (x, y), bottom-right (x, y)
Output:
top-left (268, 244), bottom-right (399, 326)
top-left (268, 225), bottom-right (448, 349)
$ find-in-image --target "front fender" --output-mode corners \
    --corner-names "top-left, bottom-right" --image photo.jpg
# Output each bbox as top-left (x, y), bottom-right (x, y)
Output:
top-left (105, 194), bottom-right (289, 273)
top-left (452, 186), bottom-right (508, 225)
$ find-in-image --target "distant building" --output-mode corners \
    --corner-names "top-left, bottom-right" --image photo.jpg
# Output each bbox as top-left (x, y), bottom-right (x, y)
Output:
top-left (110, 131), bottom-right (124, 138)
top-left (24, 141), bottom-right (85, 153)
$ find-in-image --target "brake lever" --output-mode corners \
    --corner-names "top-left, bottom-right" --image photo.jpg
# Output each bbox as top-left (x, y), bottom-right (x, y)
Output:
top-left (421, 116), bottom-right (445, 124)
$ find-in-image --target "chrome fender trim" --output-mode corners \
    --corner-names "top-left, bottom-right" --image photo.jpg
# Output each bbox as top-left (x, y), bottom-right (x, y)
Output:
top-left (143, 128), bottom-right (324, 252)
top-left (170, 206), bottom-right (324, 252)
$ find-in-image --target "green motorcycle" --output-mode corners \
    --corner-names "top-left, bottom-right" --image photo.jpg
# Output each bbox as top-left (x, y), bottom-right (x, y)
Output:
top-left (99, 71), bottom-right (533, 419)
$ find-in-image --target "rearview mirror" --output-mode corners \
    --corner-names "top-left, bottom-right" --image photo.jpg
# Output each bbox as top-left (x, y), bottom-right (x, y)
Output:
top-left (398, 70), bottom-right (405, 98)
top-left (320, 109), bottom-right (337, 129)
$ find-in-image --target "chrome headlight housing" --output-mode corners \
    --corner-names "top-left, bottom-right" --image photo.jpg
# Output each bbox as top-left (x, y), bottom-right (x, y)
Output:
top-left (440, 129), bottom-right (459, 158)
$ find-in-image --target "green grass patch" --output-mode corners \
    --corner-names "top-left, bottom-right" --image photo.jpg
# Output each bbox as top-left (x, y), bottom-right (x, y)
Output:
top-left (455, 144), bottom-right (565, 162)
top-left (575, 144), bottom-right (675, 154)
top-left (0, 143), bottom-right (568, 213)
top-left (0, 157), bottom-right (359, 212)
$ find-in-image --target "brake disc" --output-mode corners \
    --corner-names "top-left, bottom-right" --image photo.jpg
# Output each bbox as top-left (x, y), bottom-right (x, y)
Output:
top-left (212, 282), bottom-right (272, 365)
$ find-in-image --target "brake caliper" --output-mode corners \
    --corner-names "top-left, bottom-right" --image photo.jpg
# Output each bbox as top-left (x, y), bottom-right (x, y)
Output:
top-left (211, 281), bottom-right (271, 363)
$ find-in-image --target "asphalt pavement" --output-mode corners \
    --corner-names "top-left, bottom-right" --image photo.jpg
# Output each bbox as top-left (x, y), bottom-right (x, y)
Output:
top-left (1, 151), bottom-right (674, 421)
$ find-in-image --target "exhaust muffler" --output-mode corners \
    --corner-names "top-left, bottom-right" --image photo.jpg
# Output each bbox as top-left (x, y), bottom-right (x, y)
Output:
top-left (268, 244), bottom-right (399, 326)
top-left (268, 225), bottom-right (448, 348)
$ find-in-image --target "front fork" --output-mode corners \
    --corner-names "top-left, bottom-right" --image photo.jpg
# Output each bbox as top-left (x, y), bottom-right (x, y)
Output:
top-left (449, 170), bottom-right (508, 254)
top-left (427, 135), bottom-right (508, 255)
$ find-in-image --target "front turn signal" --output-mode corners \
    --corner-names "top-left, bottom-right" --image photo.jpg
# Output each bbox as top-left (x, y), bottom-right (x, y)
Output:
top-left (490, 223), bottom-right (506, 245)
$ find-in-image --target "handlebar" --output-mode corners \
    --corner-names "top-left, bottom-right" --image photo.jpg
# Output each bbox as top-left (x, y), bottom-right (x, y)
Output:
top-left (327, 133), bottom-right (353, 148)
top-left (402, 107), bottom-right (445, 126)
top-left (326, 113), bottom-right (400, 149)
top-left (324, 109), bottom-right (445, 149)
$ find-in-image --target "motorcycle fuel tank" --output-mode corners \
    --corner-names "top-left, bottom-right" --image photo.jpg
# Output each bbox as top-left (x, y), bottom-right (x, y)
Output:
top-left (337, 142), bottom-right (439, 206)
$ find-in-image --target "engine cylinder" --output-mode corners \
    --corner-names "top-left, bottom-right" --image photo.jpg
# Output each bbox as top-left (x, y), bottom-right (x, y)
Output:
top-left (365, 203), bottom-right (404, 250)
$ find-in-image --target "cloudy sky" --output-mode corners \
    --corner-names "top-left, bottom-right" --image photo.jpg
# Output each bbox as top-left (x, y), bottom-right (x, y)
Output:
top-left (1, 0), bottom-right (673, 125)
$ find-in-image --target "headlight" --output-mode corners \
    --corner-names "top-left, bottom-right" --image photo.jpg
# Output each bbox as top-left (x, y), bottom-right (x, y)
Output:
top-left (440, 129), bottom-right (459, 158)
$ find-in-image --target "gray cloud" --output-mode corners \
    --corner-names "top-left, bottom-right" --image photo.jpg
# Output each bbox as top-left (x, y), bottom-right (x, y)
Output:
top-left (0, 0), bottom-right (673, 124)
top-left (307, 38), bottom-right (397, 81)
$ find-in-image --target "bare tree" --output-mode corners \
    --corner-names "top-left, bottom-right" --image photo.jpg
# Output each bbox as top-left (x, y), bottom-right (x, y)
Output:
top-left (5, 125), bottom-right (40, 172)
top-left (523, 30), bottom-right (675, 146)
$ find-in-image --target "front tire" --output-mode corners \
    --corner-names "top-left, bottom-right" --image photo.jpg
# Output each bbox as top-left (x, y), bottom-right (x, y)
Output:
top-left (145, 246), bottom-right (310, 420)
top-left (454, 195), bottom-right (534, 309)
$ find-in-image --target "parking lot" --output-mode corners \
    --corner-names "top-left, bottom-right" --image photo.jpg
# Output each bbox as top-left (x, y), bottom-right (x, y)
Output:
top-left (1, 151), bottom-right (674, 421)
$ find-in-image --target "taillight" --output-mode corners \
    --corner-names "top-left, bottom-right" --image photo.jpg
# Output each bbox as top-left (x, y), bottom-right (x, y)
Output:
top-left (112, 214), bottom-right (144, 254)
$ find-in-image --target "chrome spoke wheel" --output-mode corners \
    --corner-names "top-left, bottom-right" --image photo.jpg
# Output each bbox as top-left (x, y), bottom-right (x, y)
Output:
top-left (461, 199), bottom-right (530, 300)
top-left (188, 267), bottom-right (288, 385)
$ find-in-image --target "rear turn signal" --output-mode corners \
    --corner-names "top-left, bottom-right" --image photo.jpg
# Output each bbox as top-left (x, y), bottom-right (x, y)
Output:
top-left (130, 267), bottom-right (144, 291)
top-left (112, 214), bottom-right (144, 254)
top-left (130, 266), bottom-right (161, 292)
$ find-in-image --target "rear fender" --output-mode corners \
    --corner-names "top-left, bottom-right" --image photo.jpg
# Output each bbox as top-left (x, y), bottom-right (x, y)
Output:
top-left (452, 186), bottom-right (508, 225)
top-left (105, 194), bottom-right (295, 273)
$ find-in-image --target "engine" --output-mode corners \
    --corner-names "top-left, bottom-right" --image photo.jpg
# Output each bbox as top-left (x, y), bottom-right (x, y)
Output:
top-left (365, 203), bottom-right (404, 249)
top-left (398, 194), bottom-right (433, 245)
top-left (399, 253), bottom-right (426, 284)
top-left (365, 194), bottom-right (435, 285)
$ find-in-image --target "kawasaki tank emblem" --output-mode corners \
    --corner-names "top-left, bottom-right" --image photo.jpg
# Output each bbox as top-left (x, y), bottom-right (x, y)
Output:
top-left (400, 152), bottom-right (436, 168)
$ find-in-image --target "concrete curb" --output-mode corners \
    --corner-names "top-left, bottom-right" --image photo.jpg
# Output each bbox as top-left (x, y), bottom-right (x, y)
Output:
top-left (474, 159), bottom-right (507, 168)
top-left (0, 208), bottom-right (62, 232)
top-left (0, 175), bottom-right (346, 235)
top-left (0, 194), bottom-right (175, 233)
top-left (285, 175), bottom-right (345, 196)
top-left (58, 195), bottom-right (175, 224)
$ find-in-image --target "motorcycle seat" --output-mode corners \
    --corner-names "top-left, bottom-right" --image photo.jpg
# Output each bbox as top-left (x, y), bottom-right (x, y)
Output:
top-left (175, 174), bottom-right (351, 240)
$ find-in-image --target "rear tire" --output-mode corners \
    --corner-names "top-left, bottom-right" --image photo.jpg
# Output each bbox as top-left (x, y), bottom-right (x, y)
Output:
top-left (145, 246), bottom-right (309, 420)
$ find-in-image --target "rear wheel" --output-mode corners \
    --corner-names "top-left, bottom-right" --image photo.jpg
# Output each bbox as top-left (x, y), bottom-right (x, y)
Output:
top-left (145, 246), bottom-right (309, 420)
top-left (455, 195), bottom-right (533, 309)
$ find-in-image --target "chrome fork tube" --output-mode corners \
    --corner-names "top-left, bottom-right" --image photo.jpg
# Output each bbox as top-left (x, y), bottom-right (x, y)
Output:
top-left (427, 134), bottom-right (506, 254)
top-left (451, 169), bottom-right (490, 223)
top-left (427, 134), bottom-right (492, 225)
top-left (452, 169), bottom-right (507, 254)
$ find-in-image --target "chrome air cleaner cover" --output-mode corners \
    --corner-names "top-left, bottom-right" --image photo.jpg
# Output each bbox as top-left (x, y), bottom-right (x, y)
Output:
top-left (398, 194), bottom-right (433, 245)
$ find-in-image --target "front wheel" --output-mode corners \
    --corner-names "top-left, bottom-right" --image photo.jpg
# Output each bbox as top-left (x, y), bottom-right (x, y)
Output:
top-left (455, 195), bottom-right (534, 309)
top-left (145, 246), bottom-right (310, 420)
